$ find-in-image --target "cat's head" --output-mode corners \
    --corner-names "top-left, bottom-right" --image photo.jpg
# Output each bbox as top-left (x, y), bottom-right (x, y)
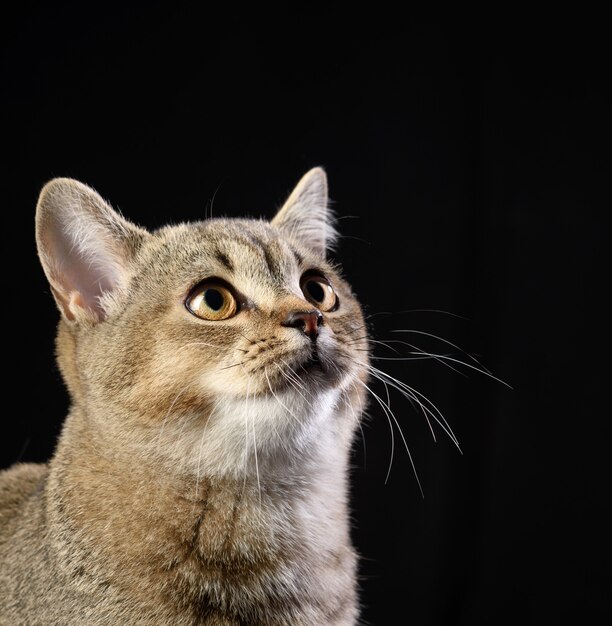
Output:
top-left (36, 169), bottom-right (368, 479)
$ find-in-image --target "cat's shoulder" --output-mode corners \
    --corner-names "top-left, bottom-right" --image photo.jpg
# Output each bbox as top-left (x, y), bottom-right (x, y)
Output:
top-left (0, 463), bottom-right (48, 523)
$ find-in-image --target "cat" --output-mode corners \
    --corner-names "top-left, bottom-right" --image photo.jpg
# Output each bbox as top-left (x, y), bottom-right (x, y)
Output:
top-left (0, 168), bottom-right (369, 625)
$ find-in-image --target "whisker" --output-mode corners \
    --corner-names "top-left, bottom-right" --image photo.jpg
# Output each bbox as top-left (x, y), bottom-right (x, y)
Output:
top-left (156, 387), bottom-right (187, 452)
top-left (345, 321), bottom-right (372, 336)
top-left (345, 337), bottom-right (398, 353)
top-left (357, 379), bottom-right (424, 497)
top-left (386, 348), bottom-right (512, 388)
top-left (366, 367), bottom-right (438, 444)
top-left (218, 361), bottom-right (246, 371)
top-left (341, 346), bottom-right (460, 450)
top-left (184, 341), bottom-right (248, 354)
top-left (342, 389), bottom-right (367, 469)
top-left (207, 177), bottom-right (225, 219)
top-left (250, 387), bottom-right (261, 506)
top-left (171, 405), bottom-right (192, 457)
top-left (347, 308), bottom-right (468, 338)
top-left (275, 364), bottom-right (314, 410)
top-left (373, 343), bottom-right (467, 377)
top-left (391, 308), bottom-right (468, 320)
top-left (368, 354), bottom-right (451, 361)
top-left (415, 353), bottom-right (512, 388)
top-left (278, 358), bottom-right (311, 395)
top-left (238, 330), bottom-right (258, 344)
top-left (368, 364), bottom-right (461, 451)
top-left (264, 370), bottom-right (304, 428)
top-left (194, 399), bottom-right (221, 508)
top-left (361, 380), bottom-right (394, 484)
top-left (242, 378), bottom-right (251, 493)
top-left (391, 329), bottom-right (494, 375)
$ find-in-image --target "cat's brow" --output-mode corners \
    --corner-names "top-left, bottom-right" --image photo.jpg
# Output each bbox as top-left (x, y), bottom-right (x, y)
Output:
top-left (212, 247), bottom-right (234, 272)
top-left (259, 240), bottom-right (283, 282)
top-left (237, 233), bottom-right (286, 283)
top-left (290, 246), bottom-right (304, 267)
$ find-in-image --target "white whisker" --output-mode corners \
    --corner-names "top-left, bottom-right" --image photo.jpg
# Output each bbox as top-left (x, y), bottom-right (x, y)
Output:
top-left (278, 358), bottom-right (310, 393)
top-left (264, 370), bottom-right (305, 428)
top-left (391, 328), bottom-right (495, 375)
top-left (194, 399), bottom-right (221, 508)
top-left (391, 349), bottom-right (512, 388)
top-left (242, 377), bottom-right (252, 493)
top-left (374, 342), bottom-right (467, 377)
top-left (368, 364), bottom-right (461, 451)
top-left (184, 340), bottom-right (248, 354)
top-left (156, 387), bottom-right (187, 452)
top-left (368, 354), bottom-right (452, 362)
top-left (356, 379), bottom-right (424, 497)
top-left (275, 364), bottom-right (314, 410)
top-left (250, 386), bottom-right (261, 506)
top-left (343, 389), bottom-right (367, 469)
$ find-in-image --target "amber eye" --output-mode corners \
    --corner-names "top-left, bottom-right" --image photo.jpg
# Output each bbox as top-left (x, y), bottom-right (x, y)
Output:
top-left (186, 282), bottom-right (238, 321)
top-left (300, 273), bottom-right (338, 312)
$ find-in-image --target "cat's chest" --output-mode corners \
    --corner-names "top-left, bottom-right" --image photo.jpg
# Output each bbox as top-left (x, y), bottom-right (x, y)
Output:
top-left (148, 488), bottom-right (317, 623)
top-left (166, 485), bottom-right (288, 567)
top-left (54, 455), bottom-right (351, 623)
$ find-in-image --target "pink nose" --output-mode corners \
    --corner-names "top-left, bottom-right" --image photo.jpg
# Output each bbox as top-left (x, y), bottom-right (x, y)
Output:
top-left (282, 310), bottom-right (323, 340)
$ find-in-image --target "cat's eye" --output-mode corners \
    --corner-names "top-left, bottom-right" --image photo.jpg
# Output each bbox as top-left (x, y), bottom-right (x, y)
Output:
top-left (186, 281), bottom-right (238, 321)
top-left (300, 273), bottom-right (338, 312)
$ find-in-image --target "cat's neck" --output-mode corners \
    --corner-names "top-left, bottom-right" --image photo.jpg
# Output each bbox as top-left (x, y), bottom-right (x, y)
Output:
top-left (47, 404), bottom-right (356, 623)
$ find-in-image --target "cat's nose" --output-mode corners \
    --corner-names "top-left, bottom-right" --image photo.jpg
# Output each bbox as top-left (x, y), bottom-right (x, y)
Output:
top-left (282, 310), bottom-right (323, 340)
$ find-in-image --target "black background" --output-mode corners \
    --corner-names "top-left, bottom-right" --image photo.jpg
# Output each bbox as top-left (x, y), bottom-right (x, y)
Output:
top-left (2, 6), bottom-right (609, 625)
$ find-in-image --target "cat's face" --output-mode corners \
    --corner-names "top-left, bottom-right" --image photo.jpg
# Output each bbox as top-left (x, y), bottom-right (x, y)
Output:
top-left (37, 169), bottom-right (368, 478)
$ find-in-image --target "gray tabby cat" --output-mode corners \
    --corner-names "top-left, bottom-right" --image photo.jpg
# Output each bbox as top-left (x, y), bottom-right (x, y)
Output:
top-left (0, 168), bottom-right (369, 625)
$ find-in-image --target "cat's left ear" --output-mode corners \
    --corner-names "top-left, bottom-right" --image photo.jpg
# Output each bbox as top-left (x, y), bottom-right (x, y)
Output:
top-left (272, 167), bottom-right (337, 258)
top-left (36, 178), bottom-right (149, 323)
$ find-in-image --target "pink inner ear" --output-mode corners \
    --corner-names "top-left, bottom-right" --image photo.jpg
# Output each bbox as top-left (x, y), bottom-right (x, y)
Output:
top-left (48, 224), bottom-right (119, 320)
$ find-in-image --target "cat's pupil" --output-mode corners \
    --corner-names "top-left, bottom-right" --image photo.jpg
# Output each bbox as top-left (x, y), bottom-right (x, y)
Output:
top-left (204, 289), bottom-right (224, 311)
top-left (306, 280), bottom-right (325, 303)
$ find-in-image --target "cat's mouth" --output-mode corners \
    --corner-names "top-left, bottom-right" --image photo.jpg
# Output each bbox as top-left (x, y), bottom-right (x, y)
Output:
top-left (291, 344), bottom-right (345, 387)
top-left (255, 343), bottom-right (345, 395)
top-left (300, 346), bottom-right (324, 373)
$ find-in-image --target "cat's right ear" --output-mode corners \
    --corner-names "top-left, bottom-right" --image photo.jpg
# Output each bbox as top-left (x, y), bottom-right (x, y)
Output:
top-left (272, 167), bottom-right (337, 258)
top-left (35, 178), bottom-right (149, 323)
